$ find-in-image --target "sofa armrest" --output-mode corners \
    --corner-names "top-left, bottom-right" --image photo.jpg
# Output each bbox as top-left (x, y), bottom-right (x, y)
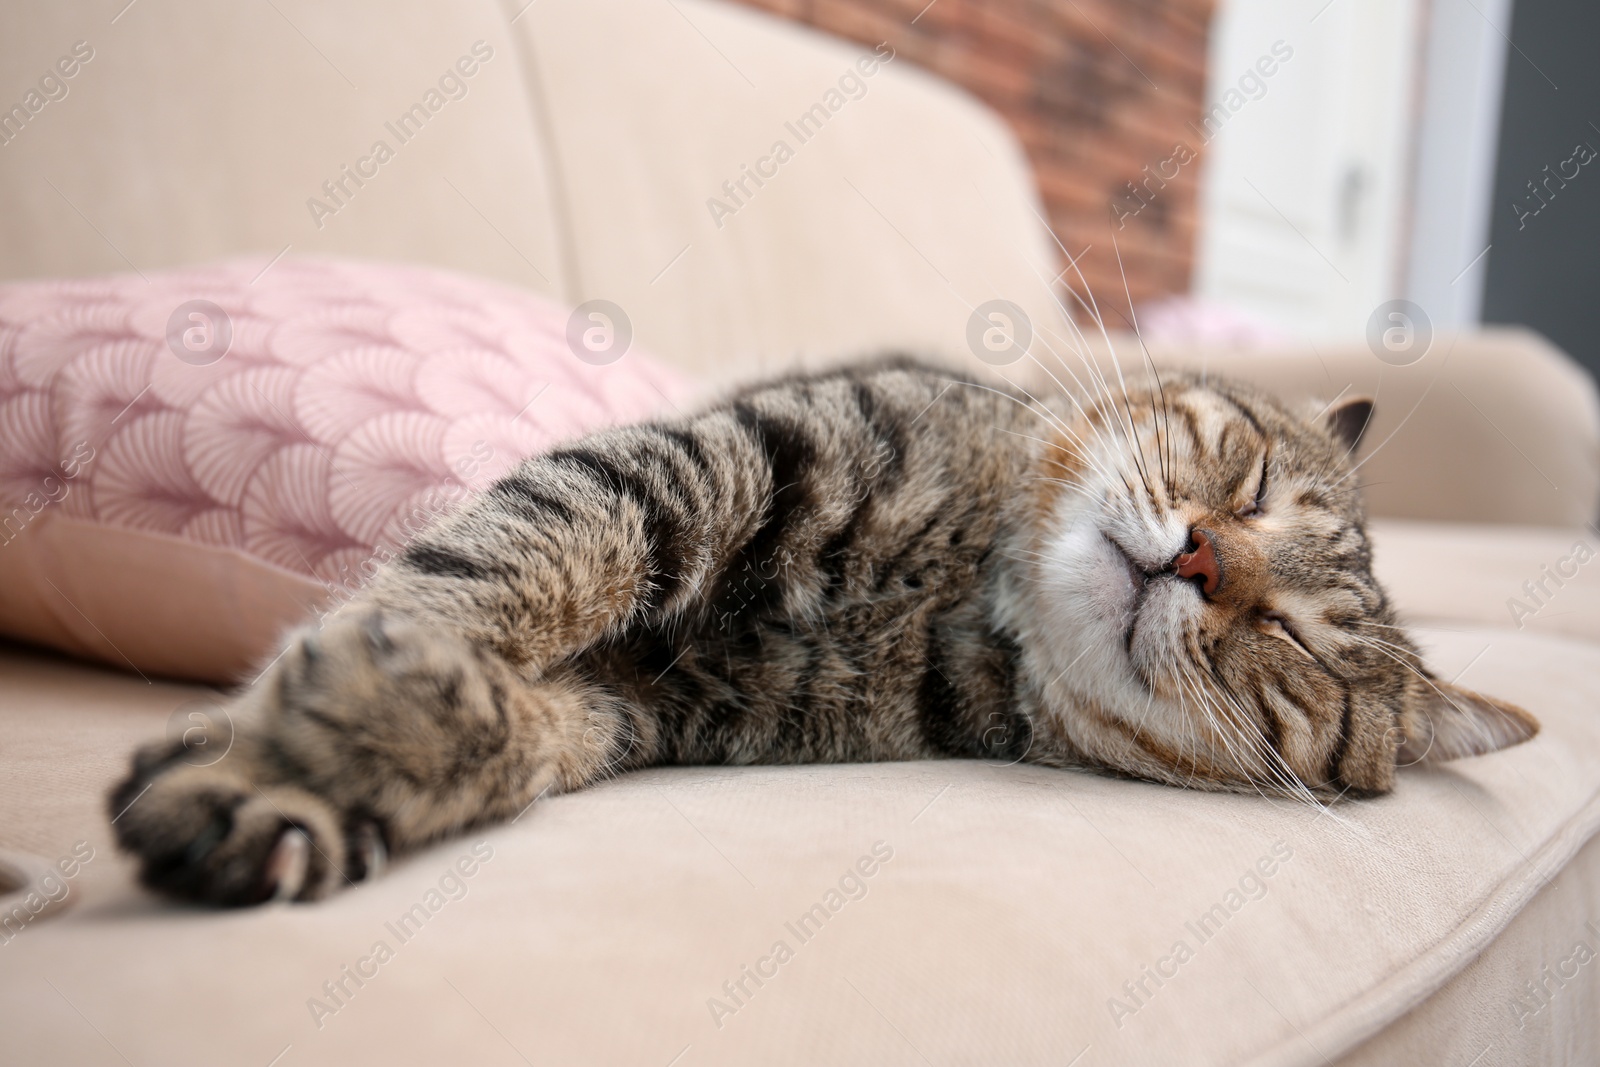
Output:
top-left (1128, 327), bottom-right (1600, 528)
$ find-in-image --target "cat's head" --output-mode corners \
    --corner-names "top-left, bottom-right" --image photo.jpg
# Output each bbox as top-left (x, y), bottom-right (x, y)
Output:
top-left (1020, 372), bottom-right (1537, 797)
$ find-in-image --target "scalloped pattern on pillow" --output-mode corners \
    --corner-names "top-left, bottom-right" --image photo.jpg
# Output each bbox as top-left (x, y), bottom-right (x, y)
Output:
top-left (0, 258), bottom-right (690, 681)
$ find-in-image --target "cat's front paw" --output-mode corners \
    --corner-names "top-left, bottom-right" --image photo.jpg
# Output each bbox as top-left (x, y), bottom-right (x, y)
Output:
top-left (108, 608), bottom-right (499, 905)
top-left (112, 607), bottom-right (543, 905)
top-left (108, 748), bottom-right (385, 905)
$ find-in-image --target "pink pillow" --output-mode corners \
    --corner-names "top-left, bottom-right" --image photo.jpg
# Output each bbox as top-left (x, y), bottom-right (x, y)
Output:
top-left (0, 258), bottom-right (690, 683)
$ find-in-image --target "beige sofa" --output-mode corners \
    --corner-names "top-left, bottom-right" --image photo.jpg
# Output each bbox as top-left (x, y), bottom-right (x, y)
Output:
top-left (4, 2), bottom-right (1600, 1064)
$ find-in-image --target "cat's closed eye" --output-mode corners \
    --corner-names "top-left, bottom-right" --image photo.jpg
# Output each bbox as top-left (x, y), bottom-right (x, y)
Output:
top-left (1258, 610), bottom-right (1315, 661)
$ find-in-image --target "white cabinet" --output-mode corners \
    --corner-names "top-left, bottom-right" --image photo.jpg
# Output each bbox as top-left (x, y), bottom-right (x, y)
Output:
top-left (1193, 0), bottom-right (1429, 340)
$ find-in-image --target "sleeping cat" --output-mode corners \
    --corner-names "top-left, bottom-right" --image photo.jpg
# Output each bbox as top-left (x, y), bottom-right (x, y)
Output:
top-left (109, 358), bottom-right (1538, 905)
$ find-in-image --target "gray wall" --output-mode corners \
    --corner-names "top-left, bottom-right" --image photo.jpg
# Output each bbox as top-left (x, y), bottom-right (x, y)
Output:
top-left (1481, 0), bottom-right (1600, 375)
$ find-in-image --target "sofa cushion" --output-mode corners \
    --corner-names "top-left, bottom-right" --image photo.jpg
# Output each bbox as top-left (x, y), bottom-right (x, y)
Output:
top-left (0, 621), bottom-right (1595, 1065)
top-left (1370, 518), bottom-right (1600, 645)
top-left (0, 258), bottom-right (687, 683)
top-left (1333, 828), bottom-right (1600, 1066)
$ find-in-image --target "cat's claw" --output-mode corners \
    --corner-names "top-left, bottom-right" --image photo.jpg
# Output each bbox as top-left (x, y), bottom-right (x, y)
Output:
top-left (349, 821), bottom-right (388, 882)
top-left (109, 752), bottom-right (351, 906)
top-left (266, 828), bottom-right (311, 902)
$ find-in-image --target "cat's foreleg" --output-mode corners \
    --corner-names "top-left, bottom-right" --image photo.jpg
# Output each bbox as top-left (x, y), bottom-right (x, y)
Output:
top-left (366, 416), bottom-right (772, 670)
top-left (109, 611), bottom-right (650, 903)
top-left (108, 415), bottom-right (769, 904)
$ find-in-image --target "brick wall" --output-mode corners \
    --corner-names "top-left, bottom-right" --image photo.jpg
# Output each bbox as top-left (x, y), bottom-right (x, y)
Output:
top-left (727, 0), bottom-right (1217, 316)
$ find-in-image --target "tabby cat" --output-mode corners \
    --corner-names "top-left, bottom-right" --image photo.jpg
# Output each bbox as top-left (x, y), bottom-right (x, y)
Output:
top-left (110, 358), bottom-right (1538, 905)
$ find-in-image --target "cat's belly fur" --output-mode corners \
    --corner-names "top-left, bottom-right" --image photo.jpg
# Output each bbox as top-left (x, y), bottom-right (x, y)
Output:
top-left (563, 363), bottom-right (1050, 770)
top-left (586, 580), bottom-right (1040, 768)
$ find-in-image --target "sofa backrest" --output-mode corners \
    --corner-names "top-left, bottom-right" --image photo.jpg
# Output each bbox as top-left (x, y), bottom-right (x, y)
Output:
top-left (0, 1), bottom-right (566, 298)
top-left (512, 0), bottom-right (1064, 380)
top-left (7, 2), bottom-right (1592, 527)
top-left (0, 0), bottom-right (1066, 381)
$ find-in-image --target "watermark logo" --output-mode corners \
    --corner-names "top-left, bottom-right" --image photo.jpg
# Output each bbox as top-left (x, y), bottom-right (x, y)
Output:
top-left (0, 40), bottom-right (94, 148)
top-left (306, 41), bottom-right (495, 229)
top-left (705, 43), bottom-right (896, 229)
top-left (1194, 40), bottom-right (1295, 143)
top-left (306, 840), bottom-right (495, 1030)
top-left (1, 441), bottom-right (95, 548)
top-left (1108, 839), bottom-right (1294, 1028)
top-left (165, 299), bottom-right (232, 366)
top-left (1365, 299), bottom-right (1431, 367)
top-left (967, 299), bottom-right (1032, 366)
top-left (1512, 137), bottom-right (1596, 231)
top-left (1507, 537), bottom-right (1595, 629)
top-left (566, 299), bottom-right (632, 366)
top-left (1111, 39), bottom-right (1294, 230)
top-left (0, 840), bottom-right (95, 945)
top-left (1112, 142), bottom-right (1197, 230)
top-left (1512, 918), bottom-right (1600, 1029)
top-left (165, 698), bottom-right (234, 767)
top-left (706, 841), bottom-right (894, 1029)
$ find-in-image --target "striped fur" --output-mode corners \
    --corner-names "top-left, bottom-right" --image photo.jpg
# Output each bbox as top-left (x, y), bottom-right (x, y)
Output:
top-left (110, 359), bottom-right (1538, 904)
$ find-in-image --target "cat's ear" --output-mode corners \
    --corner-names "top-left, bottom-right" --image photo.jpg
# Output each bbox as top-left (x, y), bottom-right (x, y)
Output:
top-left (1398, 679), bottom-right (1539, 764)
top-left (1321, 395), bottom-right (1375, 454)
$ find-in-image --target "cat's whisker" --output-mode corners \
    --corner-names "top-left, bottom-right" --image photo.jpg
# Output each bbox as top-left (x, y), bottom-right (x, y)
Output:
top-left (1209, 667), bottom-right (1325, 809)
top-left (1100, 231), bottom-right (1165, 500)
top-left (1173, 666), bottom-right (1221, 793)
top-left (1346, 632), bottom-right (1425, 663)
top-left (1049, 268), bottom-right (1162, 506)
top-left (987, 391), bottom-right (1108, 475)
top-left (1011, 357), bottom-right (1132, 485)
top-left (1016, 258), bottom-right (1148, 486)
top-left (1175, 660), bottom-right (1276, 805)
top-left (1174, 648), bottom-right (1323, 810)
top-left (1165, 664), bottom-right (1207, 792)
top-left (1349, 620), bottom-right (1419, 635)
top-left (1006, 325), bottom-right (1126, 461)
top-left (953, 380), bottom-right (1130, 495)
top-left (987, 355), bottom-right (1125, 471)
top-left (998, 426), bottom-right (1122, 490)
top-left (1194, 684), bottom-right (1283, 803)
top-left (1345, 635), bottom-right (1437, 684)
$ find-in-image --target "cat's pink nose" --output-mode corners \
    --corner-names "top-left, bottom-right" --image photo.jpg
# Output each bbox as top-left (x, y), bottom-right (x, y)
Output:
top-left (1175, 528), bottom-right (1223, 596)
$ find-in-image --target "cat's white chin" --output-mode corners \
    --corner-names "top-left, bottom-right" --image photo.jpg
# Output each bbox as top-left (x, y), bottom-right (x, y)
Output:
top-left (1036, 523), bottom-right (1141, 627)
top-left (1020, 497), bottom-right (1201, 713)
top-left (1026, 519), bottom-right (1150, 695)
top-left (1125, 577), bottom-right (1200, 684)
